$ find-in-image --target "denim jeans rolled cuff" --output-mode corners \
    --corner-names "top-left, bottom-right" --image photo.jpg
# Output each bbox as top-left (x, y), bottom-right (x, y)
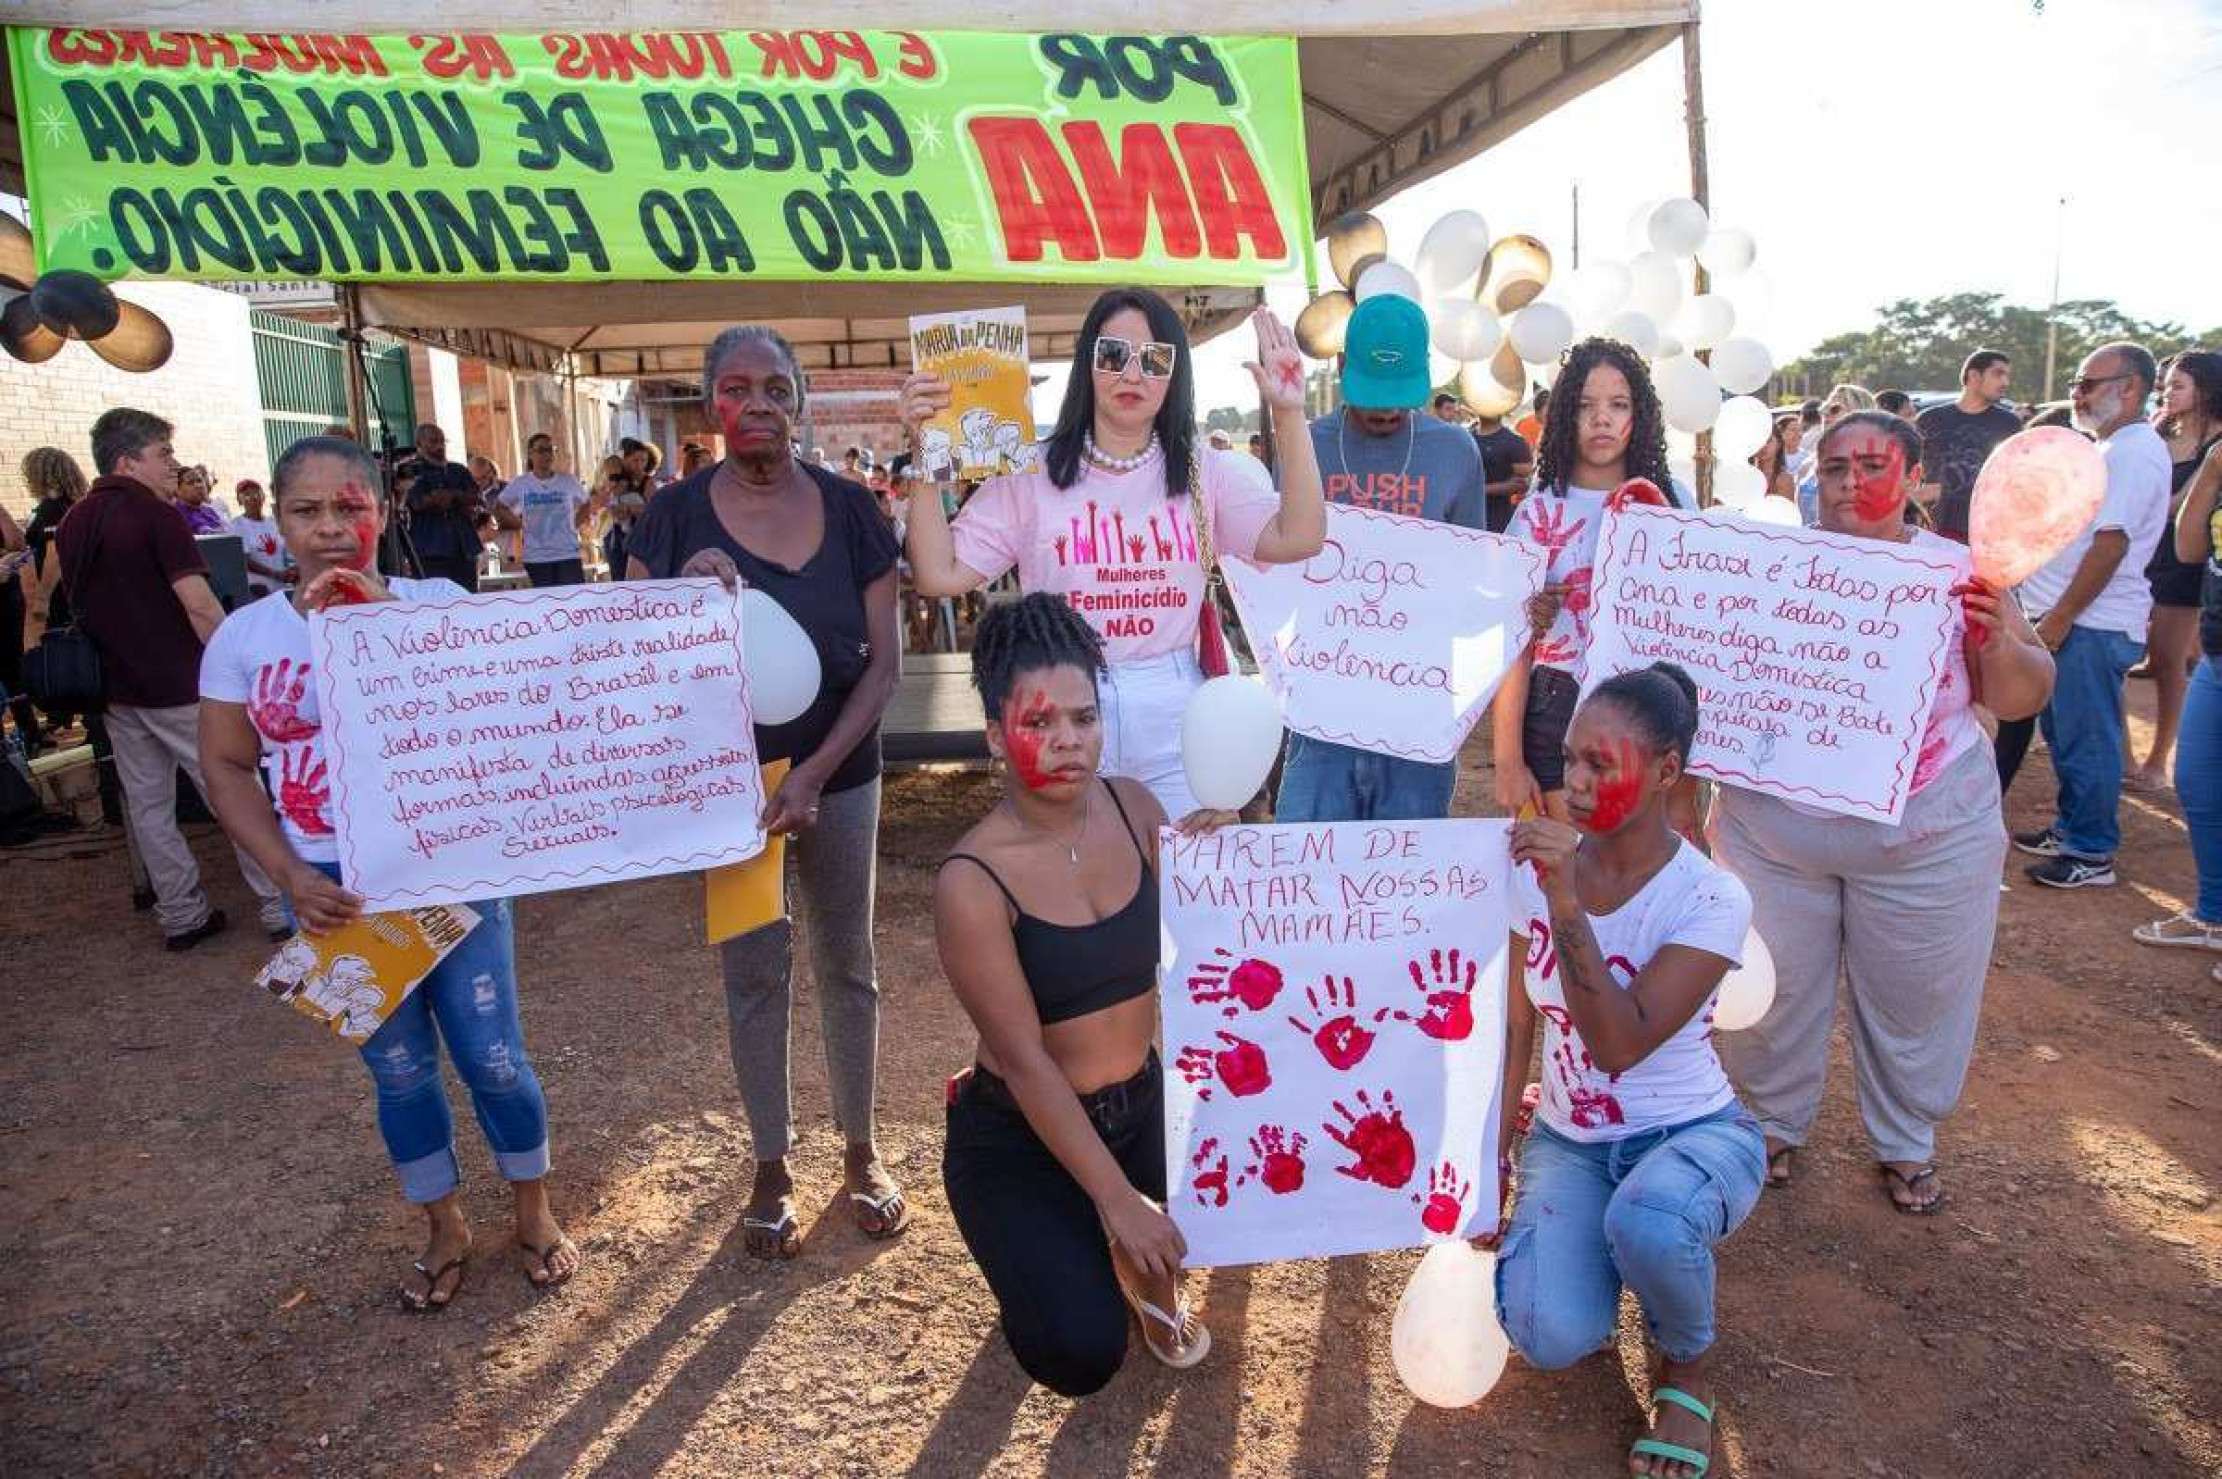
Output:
top-left (1494, 1103), bottom-right (1765, 1368)
top-left (1274, 731), bottom-right (1458, 823)
top-left (2178, 657), bottom-right (2222, 923)
top-left (2037, 622), bottom-right (2145, 861)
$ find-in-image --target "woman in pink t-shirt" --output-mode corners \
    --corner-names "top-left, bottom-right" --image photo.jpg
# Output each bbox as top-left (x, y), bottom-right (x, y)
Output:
top-left (1713, 412), bottom-right (2053, 1215)
top-left (900, 291), bottom-right (1325, 819)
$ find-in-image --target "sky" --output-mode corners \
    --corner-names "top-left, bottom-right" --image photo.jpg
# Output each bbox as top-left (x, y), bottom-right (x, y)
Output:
top-left (1049, 0), bottom-right (2222, 419)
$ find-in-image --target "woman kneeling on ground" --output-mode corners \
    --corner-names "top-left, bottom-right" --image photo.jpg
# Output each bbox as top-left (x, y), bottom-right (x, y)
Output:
top-left (938, 593), bottom-right (1223, 1394)
top-left (198, 436), bottom-right (578, 1311)
top-left (1487, 662), bottom-right (1761, 1479)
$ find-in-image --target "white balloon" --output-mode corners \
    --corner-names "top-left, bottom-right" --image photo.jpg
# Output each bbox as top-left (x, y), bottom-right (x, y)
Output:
top-left (1713, 396), bottom-right (1776, 461)
top-left (1392, 1242), bottom-right (1511, 1409)
top-left (1711, 460), bottom-right (1767, 509)
top-left (1507, 301), bottom-right (1575, 365)
top-left (1711, 336), bottom-right (1776, 396)
top-left (1429, 298), bottom-right (1503, 362)
top-left (1181, 676), bottom-right (1282, 810)
top-left (1625, 196), bottom-right (1663, 253)
top-left (741, 588), bottom-right (823, 726)
top-left (1625, 251), bottom-right (1684, 324)
top-left (1654, 354), bottom-right (1722, 434)
top-left (1675, 292), bottom-right (1737, 352)
top-left (1354, 259), bottom-right (1424, 304)
top-left (1713, 928), bottom-right (1777, 1029)
top-left (1570, 260), bottom-right (1633, 321)
top-left (1697, 225), bottom-right (1757, 278)
top-left (1415, 209), bottom-right (1492, 295)
top-left (1647, 196), bottom-right (1710, 257)
top-left (1598, 309), bottom-right (1659, 360)
top-left (1745, 494), bottom-right (1804, 527)
top-left (1654, 332), bottom-right (1686, 362)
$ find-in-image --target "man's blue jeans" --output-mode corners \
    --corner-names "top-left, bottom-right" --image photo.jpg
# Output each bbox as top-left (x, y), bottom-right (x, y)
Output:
top-left (2036, 624), bottom-right (2145, 861)
top-left (1495, 1104), bottom-right (1765, 1367)
top-left (2177, 656), bottom-right (2222, 923)
top-left (1273, 733), bottom-right (1458, 823)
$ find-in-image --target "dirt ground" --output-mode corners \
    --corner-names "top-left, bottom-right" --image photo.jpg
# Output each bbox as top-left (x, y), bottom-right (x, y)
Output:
top-left (2, 687), bottom-right (2216, 1478)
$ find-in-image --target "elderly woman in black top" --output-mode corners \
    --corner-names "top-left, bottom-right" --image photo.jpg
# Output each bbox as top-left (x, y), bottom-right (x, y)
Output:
top-left (624, 325), bottom-right (906, 1257)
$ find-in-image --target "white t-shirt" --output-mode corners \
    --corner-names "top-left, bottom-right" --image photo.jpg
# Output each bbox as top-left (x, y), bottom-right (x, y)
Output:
top-left (200, 578), bottom-right (460, 863)
top-left (2014, 419), bottom-right (2171, 637)
top-left (1507, 477), bottom-right (1694, 680)
top-left (1510, 841), bottom-right (1751, 1141)
top-left (498, 471), bottom-right (589, 564)
top-left (229, 514), bottom-right (287, 593)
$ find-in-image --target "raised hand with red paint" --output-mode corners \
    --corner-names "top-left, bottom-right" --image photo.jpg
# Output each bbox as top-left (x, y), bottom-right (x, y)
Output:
top-left (299, 567), bottom-right (389, 612)
top-left (247, 658), bottom-right (320, 743)
top-left (1238, 1125), bottom-right (1308, 1195)
top-left (1383, 947), bottom-right (1479, 1041)
top-left (1185, 947), bottom-right (1285, 1017)
top-left (1172, 1030), bottom-right (1273, 1100)
top-left (1323, 1088), bottom-right (1416, 1189)
top-left (1605, 477), bottom-right (1669, 513)
top-left (1285, 974), bottom-right (1378, 1071)
top-left (1190, 1138), bottom-right (1232, 1208)
top-left (1416, 1160), bottom-right (1471, 1234)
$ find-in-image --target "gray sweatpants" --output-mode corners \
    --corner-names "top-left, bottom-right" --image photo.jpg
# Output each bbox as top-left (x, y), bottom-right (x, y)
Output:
top-left (718, 777), bottom-right (881, 1160)
top-left (108, 701), bottom-right (287, 938)
top-left (1713, 745), bottom-right (2005, 1166)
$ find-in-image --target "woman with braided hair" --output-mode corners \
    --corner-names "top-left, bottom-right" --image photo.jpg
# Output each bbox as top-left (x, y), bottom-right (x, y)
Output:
top-left (938, 592), bottom-right (1231, 1393)
top-left (1492, 337), bottom-right (1687, 821)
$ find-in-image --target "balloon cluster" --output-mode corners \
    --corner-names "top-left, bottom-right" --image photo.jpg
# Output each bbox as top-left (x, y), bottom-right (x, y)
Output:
top-left (1299, 197), bottom-right (1785, 515)
top-left (0, 215), bottom-right (174, 372)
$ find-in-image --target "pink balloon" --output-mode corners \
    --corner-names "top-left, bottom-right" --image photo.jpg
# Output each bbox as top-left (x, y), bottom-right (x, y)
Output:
top-left (1968, 427), bottom-right (2106, 588)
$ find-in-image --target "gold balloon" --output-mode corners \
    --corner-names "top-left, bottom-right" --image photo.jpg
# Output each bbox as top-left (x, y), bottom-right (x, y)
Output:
top-left (0, 213), bottom-right (32, 291)
top-left (1458, 360), bottom-right (1522, 418)
top-left (0, 293), bottom-right (63, 363)
top-left (1478, 234), bottom-right (1553, 314)
top-left (1295, 291), bottom-right (1356, 360)
top-left (1326, 212), bottom-right (1390, 290)
top-left (86, 299), bottom-right (174, 373)
top-left (1489, 339), bottom-right (1526, 394)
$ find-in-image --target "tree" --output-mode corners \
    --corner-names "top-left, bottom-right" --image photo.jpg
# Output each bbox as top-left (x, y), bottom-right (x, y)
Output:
top-left (1779, 292), bottom-right (2217, 404)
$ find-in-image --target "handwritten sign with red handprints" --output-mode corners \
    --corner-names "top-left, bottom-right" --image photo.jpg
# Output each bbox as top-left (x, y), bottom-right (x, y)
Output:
top-left (1222, 504), bottom-right (1544, 765)
top-left (310, 580), bottom-right (767, 911)
top-left (1160, 819), bottom-right (1511, 1267)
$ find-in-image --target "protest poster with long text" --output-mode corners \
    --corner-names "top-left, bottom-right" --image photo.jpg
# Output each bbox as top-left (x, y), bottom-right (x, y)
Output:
top-left (311, 580), bottom-right (766, 910)
top-left (11, 29), bottom-right (1310, 286)
top-left (1581, 505), bottom-right (1962, 824)
top-left (1161, 819), bottom-right (1510, 1268)
top-left (1222, 505), bottom-right (1544, 764)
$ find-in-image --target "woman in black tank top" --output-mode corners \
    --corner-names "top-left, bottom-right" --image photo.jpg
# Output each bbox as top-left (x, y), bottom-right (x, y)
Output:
top-left (937, 594), bottom-right (1223, 1393)
top-left (2133, 352), bottom-right (2222, 791)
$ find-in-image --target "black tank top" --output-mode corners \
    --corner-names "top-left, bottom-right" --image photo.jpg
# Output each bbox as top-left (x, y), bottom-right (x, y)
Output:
top-left (944, 782), bottom-right (1158, 1026)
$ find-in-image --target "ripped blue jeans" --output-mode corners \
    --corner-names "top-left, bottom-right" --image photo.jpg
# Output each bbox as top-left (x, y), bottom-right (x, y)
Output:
top-left (301, 864), bottom-right (550, 1203)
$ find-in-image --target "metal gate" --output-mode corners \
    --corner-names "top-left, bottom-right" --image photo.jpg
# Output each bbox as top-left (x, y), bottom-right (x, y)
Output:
top-left (249, 310), bottom-right (416, 469)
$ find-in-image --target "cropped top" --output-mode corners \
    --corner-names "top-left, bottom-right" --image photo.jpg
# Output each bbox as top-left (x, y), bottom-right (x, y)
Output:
top-left (945, 782), bottom-right (1158, 1025)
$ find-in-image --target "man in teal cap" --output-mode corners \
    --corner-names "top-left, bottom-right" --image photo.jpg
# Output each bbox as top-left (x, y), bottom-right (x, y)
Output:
top-left (1277, 292), bottom-right (1486, 824)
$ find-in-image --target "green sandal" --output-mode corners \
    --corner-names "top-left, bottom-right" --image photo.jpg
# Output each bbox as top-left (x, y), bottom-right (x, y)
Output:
top-left (1631, 1386), bottom-right (1713, 1476)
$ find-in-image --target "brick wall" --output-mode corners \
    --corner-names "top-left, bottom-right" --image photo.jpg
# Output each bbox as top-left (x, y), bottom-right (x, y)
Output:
top-left (803, 369), bottom-right (905, 467)
top-left (0, 281), bottom-right (271, 518)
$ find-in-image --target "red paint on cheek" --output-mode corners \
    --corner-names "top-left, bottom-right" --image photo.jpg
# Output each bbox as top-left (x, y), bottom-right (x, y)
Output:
top-left (1852, 443), bottom-right (1907, 521)
top-left (1581, 737), bottom-right (1646, 834)
top-left (1001, 690), bottom-right (1060, 790)
top-left (337, 485), bottom-right (378, 571)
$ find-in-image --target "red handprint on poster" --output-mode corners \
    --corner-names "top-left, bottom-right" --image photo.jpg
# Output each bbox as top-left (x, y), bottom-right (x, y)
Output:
top-left (248, 659), bottom-right (320, 743)
top-left (1286, 975), bottom-right (1377, 1071)
top-left (1383, 947), bottom-right (1478, 1041)
top-left (1324, 1089), bottom-right (1416, 1190)
top-left (1190, 1139), bottom-right (1231, 1208)
top-left (1416, 1161), bottom-right (1470, 1234)
top-left (1238, 1125), bottom-right (1308, 1195)
top-left (1173, 1030), bottom-right (1273, 1101)
top-left (1185, 948), bottom-right (1285, 1017)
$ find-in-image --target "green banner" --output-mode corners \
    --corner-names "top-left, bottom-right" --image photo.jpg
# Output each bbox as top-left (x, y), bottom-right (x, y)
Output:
top-left (9, 27), bottom-right (1313, 286)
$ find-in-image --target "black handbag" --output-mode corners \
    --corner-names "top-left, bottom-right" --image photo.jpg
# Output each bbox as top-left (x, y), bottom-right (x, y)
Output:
top-left (23, 497), bottom-right (113, 712)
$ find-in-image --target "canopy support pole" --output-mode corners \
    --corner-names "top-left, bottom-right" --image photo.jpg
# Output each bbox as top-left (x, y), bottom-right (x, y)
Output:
top-left (339, 283), bottom-right (371, 447)
top-left (1681, 20), bottom-right (1716, 506)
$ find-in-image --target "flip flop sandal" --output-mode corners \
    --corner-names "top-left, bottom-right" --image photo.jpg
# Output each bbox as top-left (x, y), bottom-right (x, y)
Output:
top-left (399, 1253), bottom-right (467, 1313)
top-left (1765, 1146), bottom-right (1795, 1188)
top-left (849, 1187), bottom-right (913, 1241)
top-left (517, 1235), bottom-right (579, 1291)
top-left (1879, 1163), bottom-right (1945, 1216)
top-left (2132, 911), bottom-right (2222, 952)
top-left (742, 1210), bottom-right (802, 1260)
top-left (1632, 1386), bottom-right (1715, 1476)
top-left (1110, 1261), bottom-right (1212, 1370)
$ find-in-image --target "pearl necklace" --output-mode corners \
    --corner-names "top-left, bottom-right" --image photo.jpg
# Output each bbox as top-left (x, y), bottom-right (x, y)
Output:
top-left (1084, 431), bottom-right (1161, 475)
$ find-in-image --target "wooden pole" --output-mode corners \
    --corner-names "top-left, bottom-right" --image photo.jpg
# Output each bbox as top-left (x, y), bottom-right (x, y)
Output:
top-left (338, 283), bottom-right (371, 446)
top-left (1681, 20), bottom-right (1716, 506)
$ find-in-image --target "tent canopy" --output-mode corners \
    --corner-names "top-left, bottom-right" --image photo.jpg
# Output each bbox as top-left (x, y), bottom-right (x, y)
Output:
top-left (0, 3), bottom-right (1693, 373)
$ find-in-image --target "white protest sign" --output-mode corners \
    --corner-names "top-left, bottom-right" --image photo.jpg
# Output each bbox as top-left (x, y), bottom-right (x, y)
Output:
top-left (1160, 819), bottom-right (1510, 1268)
top-left (312, 580), bottom-right (767, 910)
top-left (1223, 505), bottom-right (1545, 764)
top-left (1582, 505), bottom-right (1961, 823)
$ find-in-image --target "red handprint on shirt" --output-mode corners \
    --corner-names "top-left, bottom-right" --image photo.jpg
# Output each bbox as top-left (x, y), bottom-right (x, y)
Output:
top-left (1535, 1001), bottom-right (1627, 1129)
top-left (1286, 975), bottom-right (1377, 1071)
top-left (277, 747), bottom-right (332, 836)
top-left (1383, 947), bottom-right (1478, 1041)
top-left (1521, 499), bottom-right (1589, 559)
top-left (1190, 1138), bottom-right (1231, 1208)
top-left (1324, 1089), bottom-right (1416, 1189)
top-left (1238, 1125), bottom-right (1308, 1195)
top-left (247, 658), bottom-right (319, 743)
top-left (1186, 948), bottom-right (1285, 1017)
top-left (1173, 1030), bottom-right (1272, 1101)
top-left (1416, 1161), bottom-right (1471, 1234)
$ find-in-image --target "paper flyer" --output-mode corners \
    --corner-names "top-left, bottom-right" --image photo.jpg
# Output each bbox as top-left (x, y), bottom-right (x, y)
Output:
top-left (256, 904), bottom-right (482, 1044)
top-left (908, 306), bottom-right (1038, 480)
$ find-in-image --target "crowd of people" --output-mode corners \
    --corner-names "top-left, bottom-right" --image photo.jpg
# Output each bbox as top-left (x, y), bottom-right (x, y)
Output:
top-left (2, 283), bottom-right (2214, 1479)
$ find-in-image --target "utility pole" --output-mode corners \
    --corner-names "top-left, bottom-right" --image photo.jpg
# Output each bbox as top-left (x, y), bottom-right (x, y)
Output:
top-left (2042, 195), bottom-right (2066, 402)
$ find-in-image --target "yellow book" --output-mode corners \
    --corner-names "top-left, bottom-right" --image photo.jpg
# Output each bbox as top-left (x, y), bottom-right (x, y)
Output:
top-left (257, 904), bottom-right (481, 1044)
top-left (908, 306), bottom-right (1037, 481)
top-left (705, 758), bottom-right (790, 944)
